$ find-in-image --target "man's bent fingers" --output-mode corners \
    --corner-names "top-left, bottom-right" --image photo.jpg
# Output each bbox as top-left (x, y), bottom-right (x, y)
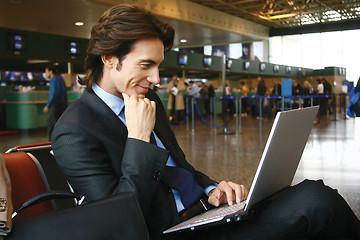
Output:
top-left (218, 181), bottom-right (235, 205)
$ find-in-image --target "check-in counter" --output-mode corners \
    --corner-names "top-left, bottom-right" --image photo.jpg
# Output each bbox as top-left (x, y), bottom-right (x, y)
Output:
top-left (156, 91), bottom-right (169, 115)
top-left (5, 91), bottom-right (82, 129)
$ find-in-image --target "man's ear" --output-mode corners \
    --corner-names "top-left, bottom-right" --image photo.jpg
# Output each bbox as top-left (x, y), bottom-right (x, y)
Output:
top-left (101, 55), bottom-right (116, 69)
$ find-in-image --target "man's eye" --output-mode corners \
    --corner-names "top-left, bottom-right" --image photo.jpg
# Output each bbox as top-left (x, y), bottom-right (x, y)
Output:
top-left (140, 63), bottom-right (151, 69)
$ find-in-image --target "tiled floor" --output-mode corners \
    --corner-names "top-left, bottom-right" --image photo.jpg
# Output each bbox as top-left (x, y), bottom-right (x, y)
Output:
top-left (1, 110), bottom-right (359, 219)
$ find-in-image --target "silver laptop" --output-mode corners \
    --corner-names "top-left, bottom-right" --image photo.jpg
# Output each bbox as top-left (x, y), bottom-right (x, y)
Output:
top-left (163, 106), bottom-right (319, 234)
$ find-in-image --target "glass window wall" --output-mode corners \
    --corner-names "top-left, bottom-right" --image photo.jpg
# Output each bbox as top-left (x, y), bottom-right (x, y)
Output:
top-left (269, 29), bottom-right (360, 84)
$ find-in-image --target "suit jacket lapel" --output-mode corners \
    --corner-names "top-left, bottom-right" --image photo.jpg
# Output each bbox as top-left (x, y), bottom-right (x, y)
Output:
top-left (81, 90), bottom-right (128, 146)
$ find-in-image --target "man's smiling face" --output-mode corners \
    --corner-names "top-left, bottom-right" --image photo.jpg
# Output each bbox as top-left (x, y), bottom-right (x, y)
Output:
top-left (100, 37), bottom-right (164, 98)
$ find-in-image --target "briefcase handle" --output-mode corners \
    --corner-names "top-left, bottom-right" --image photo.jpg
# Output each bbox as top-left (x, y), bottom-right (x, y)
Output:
top-left (12, 191), bottom-right (84, 218)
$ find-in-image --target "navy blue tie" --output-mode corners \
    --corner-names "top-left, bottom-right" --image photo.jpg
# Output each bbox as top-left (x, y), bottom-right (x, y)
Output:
top-left (150, 133), bottom-right (203, 208)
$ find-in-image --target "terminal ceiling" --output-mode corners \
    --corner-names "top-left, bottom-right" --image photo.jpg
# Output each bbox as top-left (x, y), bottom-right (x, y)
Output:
top-left (1, 0), bottom-right (360, 49)
top-left (189, 0), bottom-right (360, 28)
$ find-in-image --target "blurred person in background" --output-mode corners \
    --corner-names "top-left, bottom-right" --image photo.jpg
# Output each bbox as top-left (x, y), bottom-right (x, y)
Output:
top-left (167, 74), bottom-right (186, 123)
top-left (240, 81), bottom-right (249, 116)
top-left (302, 80), bottom-right (313, 107)
top-left (43, 64), bottom-right (67, 140)
top-left (347, 78), bottom-right (360, 117)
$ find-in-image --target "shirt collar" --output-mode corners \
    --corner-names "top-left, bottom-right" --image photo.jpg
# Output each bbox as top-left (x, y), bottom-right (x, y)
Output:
top-left (92, 83), bottom-right (124, 116)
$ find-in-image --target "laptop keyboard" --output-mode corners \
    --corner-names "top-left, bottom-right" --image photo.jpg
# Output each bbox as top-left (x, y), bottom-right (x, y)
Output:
top-left (163, 201), bottom-right (247, 234)
top-left (194, 201), bottom-right (246, 223)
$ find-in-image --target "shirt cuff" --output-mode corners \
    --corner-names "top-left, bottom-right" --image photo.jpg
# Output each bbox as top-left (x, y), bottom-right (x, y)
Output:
top-left (204, 184), bottom-right (217, 196)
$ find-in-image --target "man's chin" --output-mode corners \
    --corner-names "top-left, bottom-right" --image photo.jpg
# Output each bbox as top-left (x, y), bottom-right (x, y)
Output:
top-left (136, 94), bottom-right (146, 99)
top-left (124, 87), bottom-right (148, 98)
top-left (135, 89), bottom-right (149, 97)
top-left (126, 92), bottom-right (147, 98)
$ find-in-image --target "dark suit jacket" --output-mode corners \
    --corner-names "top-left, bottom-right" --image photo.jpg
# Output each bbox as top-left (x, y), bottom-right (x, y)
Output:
top-left (51, 89), bottom-right (216, 239)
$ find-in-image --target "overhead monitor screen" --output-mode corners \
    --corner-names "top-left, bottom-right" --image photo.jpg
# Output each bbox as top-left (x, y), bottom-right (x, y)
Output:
top-left (66, 40), bottom-right (80, 55)
top-left (203, 56), bottom-right (212, 68)
top-left (178, 53), bottom-right (188, 65)
top-left (7, 33), bottom-right (27, 51)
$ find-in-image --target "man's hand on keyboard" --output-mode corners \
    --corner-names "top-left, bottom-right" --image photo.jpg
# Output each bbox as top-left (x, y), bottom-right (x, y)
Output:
top-left (208, 181), bottom-right (248, 207)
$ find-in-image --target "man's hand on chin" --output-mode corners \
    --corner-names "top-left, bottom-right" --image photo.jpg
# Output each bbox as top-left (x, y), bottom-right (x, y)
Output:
top-left (122, 92), bottom-right (156, 143)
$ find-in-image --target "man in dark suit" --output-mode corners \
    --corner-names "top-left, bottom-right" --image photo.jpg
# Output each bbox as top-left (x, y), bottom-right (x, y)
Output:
top-left (51, 4), bottom-right (360, 240)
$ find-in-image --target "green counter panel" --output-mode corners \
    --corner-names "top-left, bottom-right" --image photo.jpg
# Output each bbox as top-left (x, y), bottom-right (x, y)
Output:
top-left (67, 91), bottom-right (83, 103)
top-left (5, 91), bottom-right (82, 129)
top-left (6, 103), bottom-right (47, 129)
top-left (6, 91), bottom-right (48, 102)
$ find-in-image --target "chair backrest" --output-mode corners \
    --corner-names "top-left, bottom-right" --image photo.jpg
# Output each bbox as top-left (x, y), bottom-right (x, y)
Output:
top-left (2, 152), bottom-right (54, 218)
top-left (6, 142), bottom-right (76, 210)
top-left (6, 142), bottom-right (52, 153)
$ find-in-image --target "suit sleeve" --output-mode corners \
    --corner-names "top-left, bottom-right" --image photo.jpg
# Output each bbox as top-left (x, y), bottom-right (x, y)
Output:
top-left (51, 122), bottom-right (169, 217)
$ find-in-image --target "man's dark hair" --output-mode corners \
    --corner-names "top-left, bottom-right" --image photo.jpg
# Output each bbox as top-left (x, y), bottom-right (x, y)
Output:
top-left (46, 64), bottom-right (60, 75)
top-left (81, 4), bottom-right (175, 91)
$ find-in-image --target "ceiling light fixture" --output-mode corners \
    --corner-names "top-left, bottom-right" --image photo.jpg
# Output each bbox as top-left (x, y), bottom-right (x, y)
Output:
top-left (27, 59), bottom-right (50, 64)
top-left (268, 13), bottom-right (297, 20)
top-left (180, 39), bottom-right (187, 43)
top-left (75, 21), bottom-right (84, 26)
top-left (258, 13), bottom-right (297, 20)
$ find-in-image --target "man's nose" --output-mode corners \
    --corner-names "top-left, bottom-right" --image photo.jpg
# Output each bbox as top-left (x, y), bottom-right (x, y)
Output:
top-left (147, 68), bottom-right (160, 84)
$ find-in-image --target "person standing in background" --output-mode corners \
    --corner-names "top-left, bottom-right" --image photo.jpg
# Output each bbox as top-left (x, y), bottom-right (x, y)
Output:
top-left (271, 79), bottom-right (281, 97)
top-left (208, 84), bottom-right (215, 98)
top-left (347, 78), bottom-right (360, 117)
top-left (187, 81), bottom-right (200, 118)
top-left (207, 84), bottom-right (215, 116)
top-left (240, 81), bottom-right (249, 116)
top-left (316, 78), bottom-right (326, 116)
top-left (292, 80), bottom-right (304, 96)
top-left (317, 78), bottom-right (324, 94)
top-left (167, 74), bottom-right (186, 123)
top-left (225, 83), bottom-right (234, 116)
top-left (199, 82), bottom-right (210, 117)
top-left (256, 76), bottom-right (267, 118)
top-left (270, 79), bottom-right (281, 115)
top-left (43, 64), bottom-right (67, 140)
top-left (322, 77), bottom-right (333, 114)
top-left (292, 80), bottom-right (304, 108)
top-left (302, 80), bottom-right (313, 107)
top-left (187, 81), bottom-right (200, 98)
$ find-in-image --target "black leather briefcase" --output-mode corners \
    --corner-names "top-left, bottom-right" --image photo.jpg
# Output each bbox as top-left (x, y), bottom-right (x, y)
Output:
top-left (7, 192), bottom-right (149, 240)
